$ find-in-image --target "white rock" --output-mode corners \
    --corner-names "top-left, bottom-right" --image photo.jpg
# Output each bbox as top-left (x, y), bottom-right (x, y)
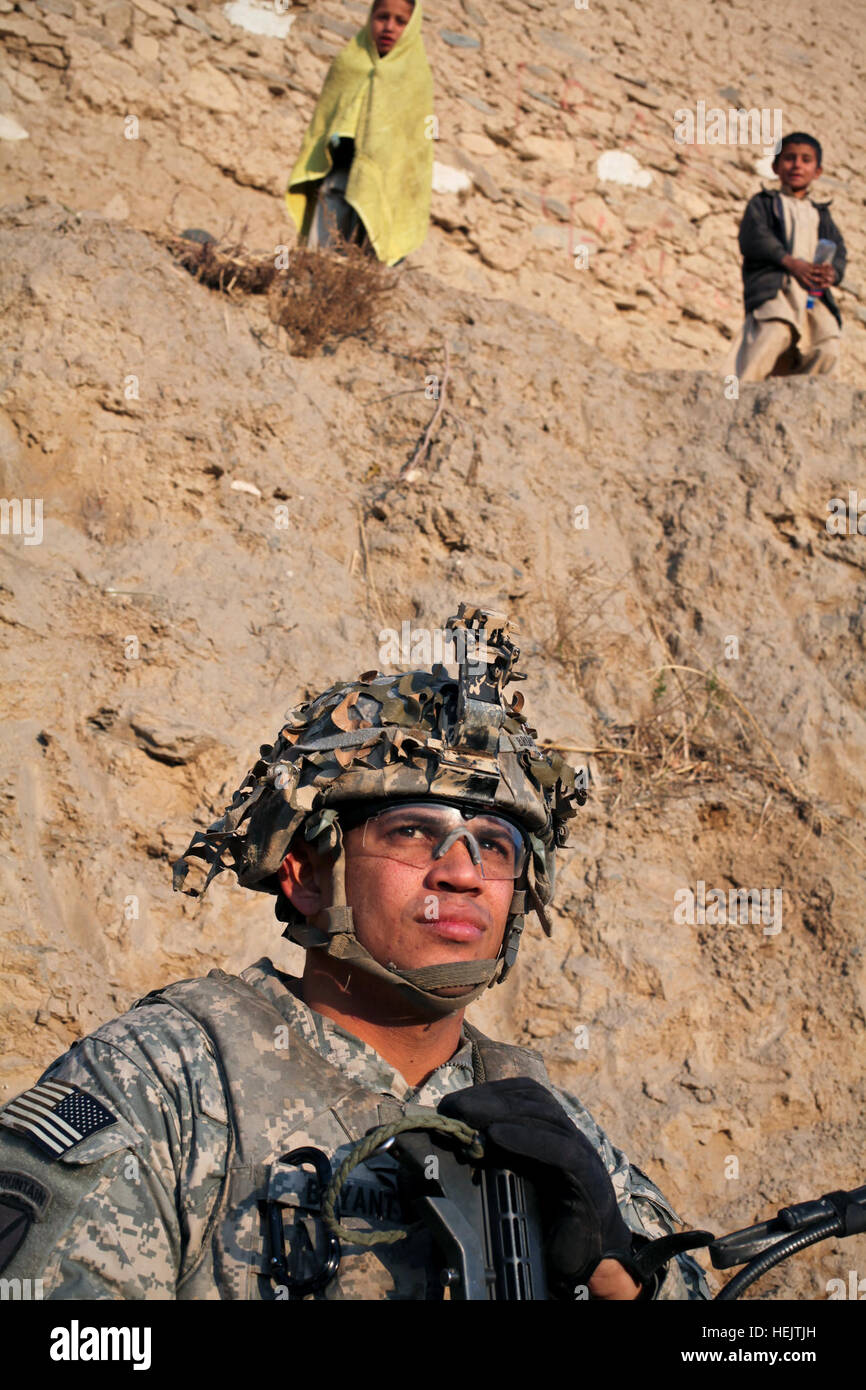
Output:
top-left (432, 162), bottom-right (472, 194)
top-left (596, 150), bottom-right (653, 189)
top-left (223, 0), bottom-right (295, 38)
top-left (0, 114), bottom-right (29, 141)
top-left (231, 479), bottom-right (262, 496)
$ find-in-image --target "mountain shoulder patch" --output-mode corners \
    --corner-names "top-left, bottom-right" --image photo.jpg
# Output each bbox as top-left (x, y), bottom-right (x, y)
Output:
top-left (0, 1171), bottom-right (52, 1272)
top-left (0, 1171), bottom-right (51, 1217)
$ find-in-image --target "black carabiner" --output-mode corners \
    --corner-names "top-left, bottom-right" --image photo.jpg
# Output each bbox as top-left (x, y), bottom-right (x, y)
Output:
top-left (267, 1146), bottom-right (341, 1299)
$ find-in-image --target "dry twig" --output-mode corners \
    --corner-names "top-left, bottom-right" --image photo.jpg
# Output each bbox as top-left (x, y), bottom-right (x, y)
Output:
top-left (400, 342), bottom-right (451, 477)
top-left (166, 233), bottom-right (277, 294)
top-left (357, 508), bottom-right (388, 636)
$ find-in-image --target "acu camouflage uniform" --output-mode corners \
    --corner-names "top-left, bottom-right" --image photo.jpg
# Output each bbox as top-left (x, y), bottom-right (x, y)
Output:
top-left (0, 959), bottom-right (709, 1299)
top-left (0, 608), bottom-right (711, 1299)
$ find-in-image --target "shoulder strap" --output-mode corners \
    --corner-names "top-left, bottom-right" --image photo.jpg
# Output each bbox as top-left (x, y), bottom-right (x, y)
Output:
top-left (464, 1022), bottom-right (551, 1087)
top-left (140, 971), bottom-right (384, 1164)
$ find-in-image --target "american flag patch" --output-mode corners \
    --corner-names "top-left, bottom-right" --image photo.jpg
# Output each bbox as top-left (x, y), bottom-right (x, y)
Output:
top-left (0, 1081), bottom-right (117, 1159)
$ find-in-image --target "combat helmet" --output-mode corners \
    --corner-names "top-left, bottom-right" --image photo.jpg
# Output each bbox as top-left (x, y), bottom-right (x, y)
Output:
top-left (174, 605), bottom-right (585, 1017)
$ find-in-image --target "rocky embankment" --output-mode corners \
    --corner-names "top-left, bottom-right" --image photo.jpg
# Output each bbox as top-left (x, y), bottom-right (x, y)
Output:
top-left (1, 0), bottom-right (865, 1301)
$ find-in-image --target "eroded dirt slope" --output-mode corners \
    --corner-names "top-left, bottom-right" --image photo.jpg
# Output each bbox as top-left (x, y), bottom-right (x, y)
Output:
top-left (1, 190), bottom-right (865, 1296)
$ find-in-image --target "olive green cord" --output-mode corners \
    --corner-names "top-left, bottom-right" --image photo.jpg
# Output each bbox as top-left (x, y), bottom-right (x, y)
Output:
top-left (321, 1115), bottom-right (484, 1246)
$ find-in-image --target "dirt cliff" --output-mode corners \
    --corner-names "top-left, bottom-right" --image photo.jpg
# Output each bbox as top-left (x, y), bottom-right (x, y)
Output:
top-left (1, 0), bottom-right (865, 1301)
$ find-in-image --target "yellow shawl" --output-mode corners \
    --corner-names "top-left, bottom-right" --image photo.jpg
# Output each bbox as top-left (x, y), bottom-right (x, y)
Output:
top-left (285, 1), bottom-right (433, 266)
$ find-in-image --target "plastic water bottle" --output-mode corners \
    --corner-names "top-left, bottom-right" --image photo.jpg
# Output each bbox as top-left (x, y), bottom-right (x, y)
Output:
top-left (806, 239), bottom-right (836, 310)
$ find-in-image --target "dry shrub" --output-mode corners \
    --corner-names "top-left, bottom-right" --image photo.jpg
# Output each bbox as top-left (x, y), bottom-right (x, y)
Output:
top-left (592, 666), bottom-right (758, 811)
top-left (532, 568), bottom-right (839, 842)
top-left (167, 235), bottom-right (277, 295)
top-left (267, 243), bottom-right (396, 357)
top-left (163, 232), bottom-right (395, 356)
top-left (580, 661), bottom-right (866, 871)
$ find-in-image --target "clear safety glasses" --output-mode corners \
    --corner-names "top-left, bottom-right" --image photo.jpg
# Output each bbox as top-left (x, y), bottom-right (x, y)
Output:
top-left (356, 802), bottom-right (528, 881)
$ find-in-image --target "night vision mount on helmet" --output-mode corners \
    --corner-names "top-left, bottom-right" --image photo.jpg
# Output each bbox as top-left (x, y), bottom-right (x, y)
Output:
top-left (173, 605), bottom-right (585, 1017)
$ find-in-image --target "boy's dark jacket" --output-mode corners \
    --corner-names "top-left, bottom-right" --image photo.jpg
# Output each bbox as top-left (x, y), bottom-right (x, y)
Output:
top-left (738, 189), bottom-right (847, 326)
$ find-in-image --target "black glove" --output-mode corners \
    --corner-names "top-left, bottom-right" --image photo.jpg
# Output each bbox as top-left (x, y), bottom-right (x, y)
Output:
top-left (438, 1078), bottom-right (646, 1299)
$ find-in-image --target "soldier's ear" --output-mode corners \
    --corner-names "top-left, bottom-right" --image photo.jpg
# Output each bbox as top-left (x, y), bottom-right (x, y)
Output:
top-left (277, 841), bottom-right (328, 915)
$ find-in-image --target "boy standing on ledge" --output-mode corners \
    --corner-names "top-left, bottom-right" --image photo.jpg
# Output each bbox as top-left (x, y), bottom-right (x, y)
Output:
top-left (733, 132), bottom-right (847, 381)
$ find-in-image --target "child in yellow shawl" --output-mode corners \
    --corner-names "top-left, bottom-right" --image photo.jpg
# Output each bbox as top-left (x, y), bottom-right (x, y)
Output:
top-left (286, 0), bottom-right (433, 267)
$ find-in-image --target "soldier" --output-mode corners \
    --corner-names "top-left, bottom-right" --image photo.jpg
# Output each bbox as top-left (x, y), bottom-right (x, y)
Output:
top-left (0, 607), bottom-right (710, 1300)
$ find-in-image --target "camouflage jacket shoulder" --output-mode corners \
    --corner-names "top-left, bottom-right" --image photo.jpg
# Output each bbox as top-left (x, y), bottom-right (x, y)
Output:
top-left (0, 957), bottom-right (710, 1300)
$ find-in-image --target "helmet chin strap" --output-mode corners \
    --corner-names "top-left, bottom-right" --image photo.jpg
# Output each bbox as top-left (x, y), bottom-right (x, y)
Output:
top-left (288, 821), bottom-right (528, 1019)
top-left (324, 927), bottom-right (499, 1018)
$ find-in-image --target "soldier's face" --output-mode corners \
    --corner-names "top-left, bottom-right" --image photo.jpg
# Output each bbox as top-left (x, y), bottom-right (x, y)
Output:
top-left (278, 829), bottom-right (513, 973)
top-left (342, 824), bottom-right (514, 972)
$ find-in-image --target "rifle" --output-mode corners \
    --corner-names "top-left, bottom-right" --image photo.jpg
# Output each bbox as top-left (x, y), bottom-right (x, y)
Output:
top-left (267, 1118), bottom-right (866, 1300)
top-left (389, 1128), bottom-right (549, 1299)
top-left (391, 1135), bottom-right (866, 1300)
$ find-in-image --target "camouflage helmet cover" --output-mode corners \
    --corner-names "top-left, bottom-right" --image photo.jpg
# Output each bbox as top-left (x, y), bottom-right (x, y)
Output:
top-left (174, 606), bottom-right (585, 1012)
